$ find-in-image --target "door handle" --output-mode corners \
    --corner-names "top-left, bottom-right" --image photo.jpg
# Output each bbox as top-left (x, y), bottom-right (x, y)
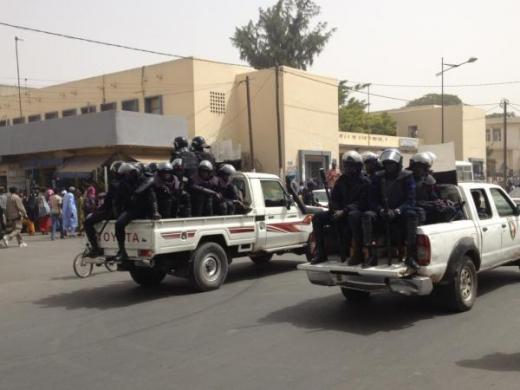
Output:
top-left (267, 216), bottom-right (274, 219)
top-left (502, 224), bottom-right (507, 228)
top-left (482, 227), bottom-right (488, 232)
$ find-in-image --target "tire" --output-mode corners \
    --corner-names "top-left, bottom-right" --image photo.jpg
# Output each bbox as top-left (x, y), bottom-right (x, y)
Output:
top-left (190, 242), bottom-right (229, 291)
top-left (105, 261), bottom-right (118, 272)
top-left (73, 253), bottom-right (94, 278)
top-left (250, 253), bottom-right (274, 265)
top-left (305, 233), bottom-right (317, 262)
top-left (441, 255), bottom-right (477, 312)
top-left (129, 267), bottom-right (166, 288)
top-left (341, 288), bottom-right (371, 302)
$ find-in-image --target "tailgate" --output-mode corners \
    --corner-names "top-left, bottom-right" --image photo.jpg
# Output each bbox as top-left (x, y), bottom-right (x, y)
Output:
top-left (95, 220), bottom-right (155, 257)
top-left (298, 261), bottom-right (408, 278)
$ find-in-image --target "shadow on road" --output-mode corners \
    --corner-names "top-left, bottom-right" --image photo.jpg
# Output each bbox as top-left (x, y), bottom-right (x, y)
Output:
top-left (477, 269), bottom-right (520, 297)
top-left (34, 259), bottom-right (302, 310)
top-left (457, 352), bottom-right (520, 371)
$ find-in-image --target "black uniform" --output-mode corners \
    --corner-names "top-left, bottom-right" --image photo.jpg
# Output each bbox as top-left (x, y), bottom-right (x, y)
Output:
top-left (170, 147), bottom-right (199, 178)
top-left (312, 173), bottom-right (370, 264)
top-left (193, 150), bottom-right (216, 166)
top-left (190, 173), bottom-right (219, 217)
top-left (153, 175), bottom-right (175, 219)
top-left (362, 169), bottom-right (418, 268)
top-left (214, 177), bottom-right (241, 215)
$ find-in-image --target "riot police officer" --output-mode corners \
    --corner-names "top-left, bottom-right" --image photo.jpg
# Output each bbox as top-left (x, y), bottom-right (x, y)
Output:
top-left (362, 148), bottom-right (419, 270)
top-left (113, 163), bottom-right (160, 262)
top-left (171, 158), bottom-right (192, 218)
top-left (170, 136), bottom-right (198, 178)
top-left (311, 151), bottom-right (370, 265)
top-left (191, 136), bottom-right (216, 166)
top-left (190, 160), bottom-right (219, 217)
top-left (361, 151), bottom-right (382, 179)
top-left (153, 162), bottom-right (175, 219)
top-left (84, 161), bottom-right (124, 258)
top-left (214, 164), bottom-right (241, 215)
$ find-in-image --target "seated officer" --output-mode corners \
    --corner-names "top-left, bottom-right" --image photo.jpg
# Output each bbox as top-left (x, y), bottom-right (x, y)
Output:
top-left (311, 151), bottom-right (370, 265)
top-left (362, 148), bottom-right (419, 270)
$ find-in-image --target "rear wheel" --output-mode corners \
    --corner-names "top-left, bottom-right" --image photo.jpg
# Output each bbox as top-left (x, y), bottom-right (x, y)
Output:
top-left (190, 242), bottom-right (229, 291)
top-left (73, 253), bottom-right (93, 278)
top-left (250, 253), bottom-right (274, 265)
top-left (440, 255), bottom-right (477, 312)
top-left (129, 267), bottom-right (166, 287)
top-left (341, 288), bottom-right (371, 302)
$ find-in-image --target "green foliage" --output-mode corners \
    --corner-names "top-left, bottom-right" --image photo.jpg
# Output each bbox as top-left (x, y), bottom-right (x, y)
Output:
top-left (406, 93), bottom-right (462, 107)
top-left (231, 0), bottom-right (335, 70)
top-left (339, 100), bottom-right (396, 136)
top-left (338, 80), bottom-right (370, 107)
top-left (486, 112), bottom-right (516, 118)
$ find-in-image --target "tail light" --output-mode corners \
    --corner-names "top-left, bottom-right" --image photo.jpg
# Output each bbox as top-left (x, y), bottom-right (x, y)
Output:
top-left (416, 234), bottom-right (431, 266)
top-left (138, 249), bottom-right (154, 258)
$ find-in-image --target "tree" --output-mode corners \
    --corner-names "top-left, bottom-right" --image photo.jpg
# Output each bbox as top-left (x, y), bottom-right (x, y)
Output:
top-left (406, 93), bottom-right (462, 107)
top-left (338, 80), bottom-right (370, 107)
top-left (338, 100), bottom-right (396, 135)
top-left (486, 112), bottom-right (516, 119)
top-left (231, 0), bottom-right (335, 70)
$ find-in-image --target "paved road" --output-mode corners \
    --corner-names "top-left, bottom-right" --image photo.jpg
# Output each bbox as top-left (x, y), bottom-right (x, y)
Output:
top-left (0, 236), bottom-right (519, 390)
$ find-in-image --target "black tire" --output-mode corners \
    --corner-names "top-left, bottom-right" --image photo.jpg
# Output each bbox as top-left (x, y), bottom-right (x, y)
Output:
top-left (341, 288), bottom-right (371, 302)
top-left (129, 267), bottom-right (166, 288)
top-left (190, 242), bottom-right (229, 291)
top-left (305, 233), bottom-right (317, 262)
top-left (250, 253), bottom-right (274, 265)
top-left (73, 253), bottom-right (94, 278)
top-left (441, 255), bottom-right (477, 312)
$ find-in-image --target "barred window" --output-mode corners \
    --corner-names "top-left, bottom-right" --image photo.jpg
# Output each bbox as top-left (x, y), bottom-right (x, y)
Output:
top-left (210, 91), bottom-right (226, 114)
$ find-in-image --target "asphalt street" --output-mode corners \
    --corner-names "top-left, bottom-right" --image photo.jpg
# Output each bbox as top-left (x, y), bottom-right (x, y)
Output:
top-left (0, 236), bottom-right (519, 390)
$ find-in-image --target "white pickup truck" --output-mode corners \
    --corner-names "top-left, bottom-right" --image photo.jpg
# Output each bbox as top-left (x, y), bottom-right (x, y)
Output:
top-left (299, 182), bottom-right (520, 312)
top-left (94, 172), bottom-right (313, 291)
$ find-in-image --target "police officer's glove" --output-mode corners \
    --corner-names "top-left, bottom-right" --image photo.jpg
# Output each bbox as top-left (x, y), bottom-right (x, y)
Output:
top-left (333, 210), bottom-right (344, 220)
top-left (214, 193), bottom-right (223, 201)
top-left (152, 212), bottom-right (162, 220)
top-left (379, 209), bottom-right (396, 220)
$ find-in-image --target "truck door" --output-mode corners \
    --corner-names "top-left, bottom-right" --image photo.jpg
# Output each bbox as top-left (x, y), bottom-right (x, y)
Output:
top-left (260, 179), bottom-right (302, 249)
top-left (470, 189), bottom-right (503, 267)
top-left (489, 187), bottom-right (520, 262)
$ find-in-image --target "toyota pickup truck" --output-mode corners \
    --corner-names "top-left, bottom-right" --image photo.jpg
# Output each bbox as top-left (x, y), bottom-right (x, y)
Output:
top-left (298, 182), bottom-right (520, 312)
top-left (93, 172), bottom-right (314, 291)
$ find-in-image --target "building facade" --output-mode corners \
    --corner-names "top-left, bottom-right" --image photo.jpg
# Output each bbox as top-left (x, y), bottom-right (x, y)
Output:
top-left (0, 58), bottom-right (339, 187)
top-left (486, 116), bottom-right (520, 180)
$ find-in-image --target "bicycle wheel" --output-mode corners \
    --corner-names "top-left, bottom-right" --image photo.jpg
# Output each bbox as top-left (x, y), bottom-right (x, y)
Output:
top-left (73, 253), bottom-right (94, 278)
top-left (105, 260), bottom-right (118, 272)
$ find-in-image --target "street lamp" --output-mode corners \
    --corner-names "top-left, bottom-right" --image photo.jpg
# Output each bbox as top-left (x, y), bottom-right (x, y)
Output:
top-left (436, 57), bottom-right (477, 143)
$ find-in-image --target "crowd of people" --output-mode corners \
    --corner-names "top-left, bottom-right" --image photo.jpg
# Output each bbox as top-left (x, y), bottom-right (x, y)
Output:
top-left (310, 149), bottom-right (460, 270)
top-left (84, 136), bottom-right (248, 262)
top-left (0, 184), bottom-right (99, 248)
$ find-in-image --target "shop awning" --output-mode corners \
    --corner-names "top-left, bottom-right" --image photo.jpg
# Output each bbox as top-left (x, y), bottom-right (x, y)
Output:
top-left (55, 155), bottom-right (110, 178)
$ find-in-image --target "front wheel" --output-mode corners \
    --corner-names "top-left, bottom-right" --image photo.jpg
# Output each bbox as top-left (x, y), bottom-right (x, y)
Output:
top-left (341, 288), bottom-right (371, 302)
top-left (73, 253), bottom-right (94, 278)
top-left (190, 242), bottom-right (229, 291)
top-left (129, 267), bottom-right (166, 287)
top-left (440, 255), bottom-right (477, 312)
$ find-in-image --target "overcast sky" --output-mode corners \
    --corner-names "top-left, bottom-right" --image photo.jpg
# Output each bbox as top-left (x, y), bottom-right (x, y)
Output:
top-left (1, 0), bottom-right (520, 114)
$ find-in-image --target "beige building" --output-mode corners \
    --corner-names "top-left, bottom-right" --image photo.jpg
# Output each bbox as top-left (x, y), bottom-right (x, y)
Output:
top-left (384, 104), bottom-right (486, 179)
top-left (0, 58), bottom-right (339, 188)
top-left (486, 116), bottom-right (520, 178)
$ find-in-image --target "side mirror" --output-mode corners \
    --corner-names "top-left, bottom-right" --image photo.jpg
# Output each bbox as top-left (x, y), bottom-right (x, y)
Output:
top-left (515, 205), bottom-right (520, 216)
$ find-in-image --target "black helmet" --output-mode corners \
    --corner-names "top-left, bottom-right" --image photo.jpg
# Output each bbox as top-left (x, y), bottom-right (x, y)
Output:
top-left (361, 151), bottom-right (378, 163)
top-left (341, 151), bottom-right (363, 165)
top-left (410, 152), bottom-right (434, 168)
top-left (118, 162), bottom-right (139, 175)
top-left (379, 149), bottom-right (403, 165)
top-left (110, 160), bottom-right (123, 174)
top-left (173, 136), bottom-right (188, 149)
top-left (199, 160), bottom-right (213, 172)
top-left (192, 136), bottom-right (209, 150)
top-left (218, 164), bottom-right (236, 177)
top-left (157, 161), bottom-right (173, 172)
top-left (172, 158), bottom-right (183, 170)
top-left (149, 162), bottom-right (158, 173)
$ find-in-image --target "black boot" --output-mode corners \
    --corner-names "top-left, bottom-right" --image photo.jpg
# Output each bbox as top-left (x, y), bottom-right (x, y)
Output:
top-left (348, 248), bottom-right (364, 266)
top-left (362, 247), bottom-right (378, 268)
top-left (114, 249), bottom-right (129, 262)
top-left (405, 256), bottom-right (420, 270)
top-left (85, 245), bottom-right (103, 258)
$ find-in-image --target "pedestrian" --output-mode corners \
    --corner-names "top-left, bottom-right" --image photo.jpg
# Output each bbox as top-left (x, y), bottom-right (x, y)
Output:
top-left (36, 188), bottom-right (51, 234)
top-left (0, 186), bottom-right (7, 212)
top-left (325, 159), bottom-right (341, 188)
top-left (83, 185), bottom-right (97, 216)
top-left (22, 192), bottom-right (36, 235)
top-left (49, 189), bottom-right (63, 240)
top-left (2, 187), bottom-right (28, 248)
top-left (62, 187), bottom-right (78, 237)
top-left (75, 188), bottom-right (85, 237)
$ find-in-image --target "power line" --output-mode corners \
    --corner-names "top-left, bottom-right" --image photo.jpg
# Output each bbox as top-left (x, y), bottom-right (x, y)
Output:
top-left (345, 80), bottom-right (520, 88)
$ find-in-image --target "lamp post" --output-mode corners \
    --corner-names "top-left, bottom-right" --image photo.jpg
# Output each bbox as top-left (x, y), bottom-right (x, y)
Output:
top-left (436, 57), bottom-right (477, 143)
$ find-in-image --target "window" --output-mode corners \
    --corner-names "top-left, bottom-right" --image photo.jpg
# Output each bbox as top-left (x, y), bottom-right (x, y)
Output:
top-left (209, 91), bottom-right (226, 114)
top-left (80, 105), bottom-right (96, 114)
top-left (145, 96), bottom-right (163, 114)
top-left (408, 125), bottom-right (418, 138)
top-left (44, 111), bottom-right (59, 120)
top-left (12, 117), bottom-right (25, 125)
top-left (470, 189), bottom-right (492, 220)
top-left (492, 128), bottom-right (501, 142)
top-left (28, 114), bottom-right (41, 123)
top-left (261, 180), bottom-right (287, 207)
top-left (486, 128), bottom-right (491, 142)
top-left (0, 119), bottom-right (9, 127)
top-left (122, 99), bottom-right (139, 112)
top-left (62, 109), bottom-right (77, 117)
top-left (490, 188), bottom-right (516, 217)
top-left (100, 102), bottom-right (117, 111)
top-left (232, 177), bottom-right (251, 204)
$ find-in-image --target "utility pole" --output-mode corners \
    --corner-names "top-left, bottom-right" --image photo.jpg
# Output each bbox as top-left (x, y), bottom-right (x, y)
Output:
top-left (501, 98), bottom-right (509, 185)
top-left (441, 57), bottom-right (444, 143)
top-left (245, 76), bottom-right (255, 171)
top-left (275, 66), bottom-right (283, 177)
top-left (14, 36), bottom-right (23, 118)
